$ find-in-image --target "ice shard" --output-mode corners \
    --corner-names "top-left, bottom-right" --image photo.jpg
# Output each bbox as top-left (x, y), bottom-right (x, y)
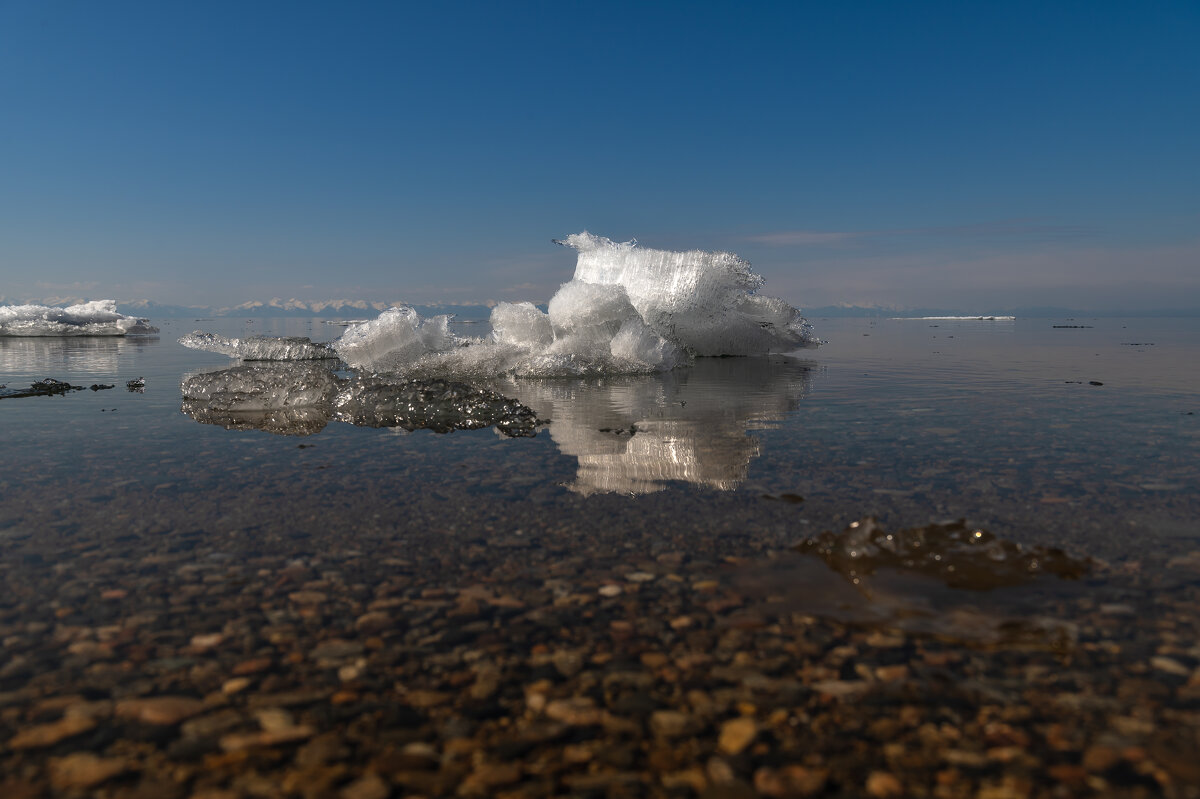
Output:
top-left (178, 332), bottom-right (338, 361)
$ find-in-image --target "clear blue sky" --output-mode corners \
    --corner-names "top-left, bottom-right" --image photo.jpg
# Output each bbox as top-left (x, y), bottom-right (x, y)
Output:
top-left (1, 1), bottom-right (1197, 311)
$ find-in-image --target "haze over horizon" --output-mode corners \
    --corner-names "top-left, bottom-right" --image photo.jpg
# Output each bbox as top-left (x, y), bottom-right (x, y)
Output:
top-left (1, 2), bottom-right (1197, 313)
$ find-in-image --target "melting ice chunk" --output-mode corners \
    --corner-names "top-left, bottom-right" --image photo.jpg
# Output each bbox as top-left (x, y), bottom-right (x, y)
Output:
top-left (558, 232), bottom-right (816, 356)
top-left (334, 306), bottom-right (459, 371)
top-left (0, 300), bottom-right (157, 336)
top-left (179, 234), bottom-right (817, 378)
top-left (180, 363), bottom-right (541, 437)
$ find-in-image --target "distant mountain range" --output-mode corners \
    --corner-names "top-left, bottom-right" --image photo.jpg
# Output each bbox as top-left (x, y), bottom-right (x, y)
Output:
top-left (4, 296), bottom-right (1198, 320)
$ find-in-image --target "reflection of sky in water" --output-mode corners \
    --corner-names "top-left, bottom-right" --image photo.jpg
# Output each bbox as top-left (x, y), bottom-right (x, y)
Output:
top-left (496, 357), bottom-right (815, 494)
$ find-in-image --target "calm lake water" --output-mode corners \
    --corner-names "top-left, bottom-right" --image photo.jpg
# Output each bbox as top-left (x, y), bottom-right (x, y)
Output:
top-left (7, 315), bottom-right (1200, 796)
top-left (2, 315), bottom-right (1197, 571)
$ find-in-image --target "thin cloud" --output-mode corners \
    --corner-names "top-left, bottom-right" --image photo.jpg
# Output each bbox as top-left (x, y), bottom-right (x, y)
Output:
top-left (749, 219), bottom-right (1094, 247)
top-left (747, 231), bottom-right (863, 246)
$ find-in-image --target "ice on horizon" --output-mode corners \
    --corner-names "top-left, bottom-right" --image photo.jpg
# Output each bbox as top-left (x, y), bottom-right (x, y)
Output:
top-left (0, 300), bottom-right (158, 337)
top-left (179, 233), bottom-right (818, 378)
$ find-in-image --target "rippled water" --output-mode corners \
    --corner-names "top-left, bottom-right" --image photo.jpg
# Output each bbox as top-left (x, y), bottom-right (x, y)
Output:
top-left (2, 315), bottom-right (1198, 589)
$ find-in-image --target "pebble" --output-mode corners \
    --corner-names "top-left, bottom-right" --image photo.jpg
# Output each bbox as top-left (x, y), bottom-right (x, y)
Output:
top-left (48, 753), bottom-right (130, 790)
top-left (339, 773), bottom-right (390, 799)
top-left (8, 715), bottom-right (96, 749)
top-left (717, 717), bottom-right (758, 755)
top-left (115, 695), bottom-right (207, 725)
top-left (866, 770), bottom-right (904, 798)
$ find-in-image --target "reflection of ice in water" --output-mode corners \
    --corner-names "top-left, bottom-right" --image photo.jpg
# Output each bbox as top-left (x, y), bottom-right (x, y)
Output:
top-left (497, 356), bottom-right (815, 494)
top-left (0, 336), bottom-right (127, 376)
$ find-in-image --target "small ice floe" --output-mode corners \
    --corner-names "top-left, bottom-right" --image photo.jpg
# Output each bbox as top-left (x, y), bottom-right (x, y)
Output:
top-left (0, 300), bottom-right (158, 336)
top-left (180, 363), bottom-right (543, 437)
top-left (178, 332), bottom-right (338, 361)
top-left (891, 315), bottom-right (1016, 321)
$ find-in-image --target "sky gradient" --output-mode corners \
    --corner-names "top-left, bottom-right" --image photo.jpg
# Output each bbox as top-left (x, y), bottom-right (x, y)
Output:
top-left (1, 1), bottom-right (1197, 312)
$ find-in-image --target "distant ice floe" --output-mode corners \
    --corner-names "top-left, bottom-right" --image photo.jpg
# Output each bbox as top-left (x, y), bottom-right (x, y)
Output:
top-left (890, 316), bottom-right (1016, 321)
top-left (0, 300), bottom-right (158, 336)
top-left (179, 233), bottom-right (818, 378)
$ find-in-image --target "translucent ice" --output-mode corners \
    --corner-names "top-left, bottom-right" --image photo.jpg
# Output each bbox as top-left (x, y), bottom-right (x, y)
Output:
top-left (180, 363), bottom-right (340, 412)
top-left (0, 300), bottom-right (158, 336)
top-left (558, 232), bottom-right (816, 356)
top-left (333, 375), bottom-right (541, 436)
top-left (181, 363), bottom-right (541, 437)
top-left (489, 302), bottom-right (552, 349)
top-left (334, 306), bottom-right (462, 371)
top-left (178, 332), bottom-right (338, 361)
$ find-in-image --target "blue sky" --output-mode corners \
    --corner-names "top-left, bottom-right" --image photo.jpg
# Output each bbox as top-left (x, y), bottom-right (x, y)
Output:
top-left (1, 1), bottom-right (1197, 311)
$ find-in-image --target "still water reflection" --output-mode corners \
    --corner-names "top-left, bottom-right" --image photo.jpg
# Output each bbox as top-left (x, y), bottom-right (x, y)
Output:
top-left (496, 356), bottom-right (814, 494)
top-left (179, 356), bottom-right (817, 495)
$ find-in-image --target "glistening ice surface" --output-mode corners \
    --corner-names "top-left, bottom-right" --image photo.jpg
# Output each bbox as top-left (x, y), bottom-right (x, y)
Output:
top-left (179, 234), bottom-right (818, 376)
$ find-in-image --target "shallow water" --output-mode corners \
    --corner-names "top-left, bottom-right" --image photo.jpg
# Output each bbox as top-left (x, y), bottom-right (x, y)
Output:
top-left (2, 315), bottom-right (1198, 608)
top-left (5, 314), bottom-right (1200, 795)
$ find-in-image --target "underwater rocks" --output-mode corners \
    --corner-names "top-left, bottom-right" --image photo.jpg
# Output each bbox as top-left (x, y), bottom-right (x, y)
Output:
top-left (1, 501), bottom-right (1197, 798)
top-left (795, 516), bottom-right (1092, 590)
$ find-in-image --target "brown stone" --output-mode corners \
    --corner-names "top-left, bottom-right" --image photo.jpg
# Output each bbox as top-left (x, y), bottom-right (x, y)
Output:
top-left (219, 725), bottom-right (316, 751)
top-left (232, 657), bottom-right (274, 675)
top-left (1082, 744), bottom-right (1121, 772)
top-left (116, 696), bottom-right (207, 725)
top-left (339, 773), bottom-right (390, 799)
top-left (754, 765), bottom-right (829, 797)
top-left (866, 770), bottom-right (903, 798)
top-left (7, 715), bottom-right (96, 749)
top-left (718, 717), bottom-right (758, 755)
top-left (458, 762), bottom-right (522, 795)
top-left (48, 753), bottom-right (130, 790)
